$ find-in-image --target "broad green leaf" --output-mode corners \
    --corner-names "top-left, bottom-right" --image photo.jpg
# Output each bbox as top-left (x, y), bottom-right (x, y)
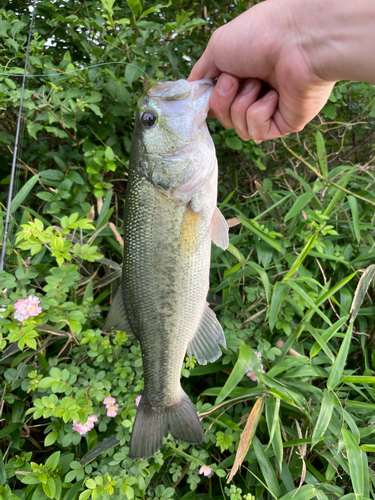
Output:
top-left (45, 451), bottom-right (60, 471)
top-left (348, 195), bottom-right (361, 244)
top-left (279, 484), bottom-right (317, 500)
top-left (125, 63), bottom-right (143, 86)
top-left (342, 429), bottom-right (364, 498)
top-left (215, 345), bottom-right (253, 404)
top-left (311, 390), bottom-right (336, 448)
top-left (10, 174), bottom-right (39, 213)
top-left (284, 192), bottom-right (314, 221)
top-left (253, 436), bottom-right (280, 498)
top-left (327, 321), bottom-right (353, 390)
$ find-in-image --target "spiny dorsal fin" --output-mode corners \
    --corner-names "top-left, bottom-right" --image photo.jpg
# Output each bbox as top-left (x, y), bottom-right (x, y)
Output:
top-left (102, 284), bottom-right (135, 337)
top-left (211, 207), bottom-right (229, 250)
top-left (187, 303), bottom-right (226, 365)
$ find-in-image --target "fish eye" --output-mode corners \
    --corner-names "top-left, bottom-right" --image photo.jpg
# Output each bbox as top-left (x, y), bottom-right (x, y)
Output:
top-left (141, 110), bottom-right (158, 127)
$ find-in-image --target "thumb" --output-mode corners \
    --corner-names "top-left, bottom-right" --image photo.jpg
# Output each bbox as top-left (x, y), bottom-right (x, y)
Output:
top-left (188, 42), bottom-right (221, 81)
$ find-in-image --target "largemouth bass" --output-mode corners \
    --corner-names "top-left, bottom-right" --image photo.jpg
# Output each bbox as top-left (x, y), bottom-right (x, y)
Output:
top-left (103, 78), bottom-right (229, 459)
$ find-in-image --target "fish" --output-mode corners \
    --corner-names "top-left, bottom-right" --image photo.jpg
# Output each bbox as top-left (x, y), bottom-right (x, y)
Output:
top-left (103, 78), bottom-right (229, 460)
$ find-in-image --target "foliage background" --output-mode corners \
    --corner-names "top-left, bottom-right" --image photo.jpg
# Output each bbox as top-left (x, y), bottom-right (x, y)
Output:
top-left (1, 0), bottom-right (375, 499)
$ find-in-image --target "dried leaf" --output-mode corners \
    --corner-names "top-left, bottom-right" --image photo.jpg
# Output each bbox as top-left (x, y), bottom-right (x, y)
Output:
top-left (109, 222), bottom-right (124, 247)
top-left (227, 395), bottom-right (265, 483)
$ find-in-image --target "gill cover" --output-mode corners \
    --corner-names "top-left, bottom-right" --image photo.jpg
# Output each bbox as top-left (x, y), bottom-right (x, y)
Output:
top-left (137, 79), bottom-right (216, 204)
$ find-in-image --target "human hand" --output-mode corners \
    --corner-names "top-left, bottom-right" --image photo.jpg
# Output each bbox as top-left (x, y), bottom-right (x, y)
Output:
top-left (188, 0), bottom-right (336, 142)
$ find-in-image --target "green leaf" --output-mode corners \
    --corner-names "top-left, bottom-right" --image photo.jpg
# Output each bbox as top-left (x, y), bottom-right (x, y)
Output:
top-left (283, 232), bottom-right (319, 280)
top-left (225, 136), bottom-right (242, 150)
top-left (287, 281), bottom-right (332, 326)
top-left (126, 0), bottom-right (143, 18)
top-left (45, 451), bottom-right (60, 471)
top-left (342, 429), bottom-right (364, 498)
top-left (284, 192), bottom-right (314, 221)
top-left (279, 484), bottom-right (317, 500)
top-left (125, 64), bottom-right (143, 86)
top-left (10, 175), bottom-right (39, 213)
top-left (268, 282), bottom-right (286, 332)
top-left (237, 215), bottom-right (282, 252)
top-left (316, 130), bottom-right (328, 177)
top-left (44, 431), bottom-right (58, 447)
top-left (43, 476), bottom-right (56, 499)
top-left (0, 451), bottom-right (6, 485)
top-left (348, 196), bottom-right (361, 244)
top-left (65, 480), bottom-right (84, 500)
top-left (327, 321), bottom-right (353, 390)
top-left (311, 390), bottom-right (336, 447)
top-left (253, 436), bottom-right (280, 498)
top-left (265, 397), bottom-right (283, 470)
top-left (310, 316), bottom-right (348, 358)
top-left (215, 345), bottom-right (253, 404)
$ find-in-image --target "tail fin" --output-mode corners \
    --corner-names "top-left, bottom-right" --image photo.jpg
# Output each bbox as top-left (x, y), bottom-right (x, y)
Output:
top-left (129, 391), bottom-right (204, 460)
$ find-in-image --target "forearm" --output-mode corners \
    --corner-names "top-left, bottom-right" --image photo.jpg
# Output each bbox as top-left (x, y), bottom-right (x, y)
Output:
top-left (300, 0), bottom-right (375, 83)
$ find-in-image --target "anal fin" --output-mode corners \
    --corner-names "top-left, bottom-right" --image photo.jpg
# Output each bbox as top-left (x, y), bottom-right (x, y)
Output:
top-left (211, 207), bottom-right (229, 250)
top-left (187, 303), bottom-right (226, 365)
top-left (102, 284), bottom-right (135, 337)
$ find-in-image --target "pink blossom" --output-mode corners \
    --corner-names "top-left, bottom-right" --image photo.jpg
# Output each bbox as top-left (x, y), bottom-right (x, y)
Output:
top-left (107, 404), bottom-right (119, 417)
top-left (72, 414), bottom-right (97, 435)
top-left (199, 466), bottom-right (212, 476)
top-left (135, 395), bottom-right (142, 407)
top-left (103, 397), bottom-right (116, 408)
top-left (246, 351), bottom-right (266, 382)
top-left (14, 296), bottom-right (42, 322)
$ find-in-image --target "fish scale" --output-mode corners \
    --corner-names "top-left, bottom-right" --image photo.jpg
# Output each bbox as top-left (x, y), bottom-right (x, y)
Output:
top-left (103, 79), bottom-right (229, 459)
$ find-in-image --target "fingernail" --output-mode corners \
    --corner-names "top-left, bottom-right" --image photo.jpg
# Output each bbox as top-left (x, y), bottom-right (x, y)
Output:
top-left (254, 140), bottom-right (262, 145)
top-left (217, 74), bottom-right (235, 95)
top-left (261, 91), bottom-right (276, 101)
top-left (241, 80), bottom-right (256, 95)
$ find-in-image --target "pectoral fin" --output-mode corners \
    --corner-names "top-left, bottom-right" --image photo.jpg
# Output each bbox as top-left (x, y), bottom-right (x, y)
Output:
top-left (211, 207), bottom-right (229, 250)
top-left (187, 303), bottom-right (226, 365)
top-left (102, 284), bottom-right (135, 337)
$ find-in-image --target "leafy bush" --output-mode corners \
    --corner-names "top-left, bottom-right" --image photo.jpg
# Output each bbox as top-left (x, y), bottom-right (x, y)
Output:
top-left (1, 0), bottom-right (375, 499)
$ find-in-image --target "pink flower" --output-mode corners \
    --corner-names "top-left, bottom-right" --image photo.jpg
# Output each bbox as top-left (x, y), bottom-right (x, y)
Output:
top-left (199, 466), bottom-right (212, 476)
top-left (246, 351), bottom-right (266, 382)
top-left (72, 414), bottom-right (97, 435)
top-left (103, 397), bottom-right (116, 408)
top-left (135, 395), bottom-right (142, 407)
top-left (14, 296), bottom-right (42, 322)
top-left (107, 404), bottom-right (119, 417)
